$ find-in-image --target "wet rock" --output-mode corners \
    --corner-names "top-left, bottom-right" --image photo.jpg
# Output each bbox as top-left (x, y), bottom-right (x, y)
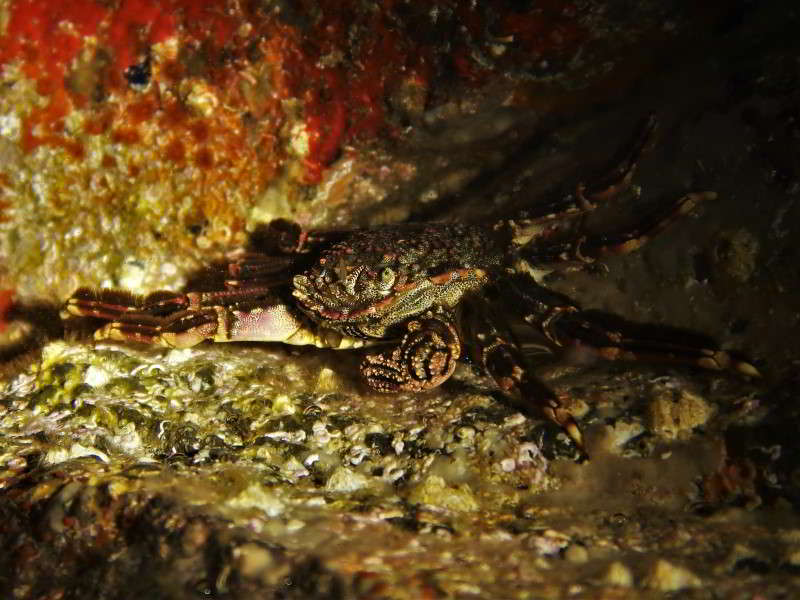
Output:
top-left (564, 544), bottom-right (589, 564)
top-left (644, 559), bottom-right (702, 592)
top-left (228, 484), bottom-right (286, 517)
top-left (713, 229), bottom-right (759, 283)
top-left (325, 466), bottom-right (369, 493)
top-left (407, 475), bottom-right (479, 512)
top-left (604, 561), bottom-right (634, 587)
top-left (648, 388), bottom-right (715, 440)
top-left (234, 542), bottom-right (285, 585)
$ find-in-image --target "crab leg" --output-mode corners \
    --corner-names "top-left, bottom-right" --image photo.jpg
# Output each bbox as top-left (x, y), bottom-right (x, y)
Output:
top-left (545, 311), bottom-right (760, 377)
top-left (62, 287), bottom-right (313, 348)
top-left (248, 218), bottom-right (354, 255)
top-left (578, 191), bottom-right (716, 260)
top-left (63, 288), bottom-right (190, 321)
top-left (220, 253), bottom-right (295, 287)
top-left (575, 113), bottom-right (658, 208)
top-left (505, 114), bottom-right (658, 230)
top-left (488, 338), bottom-right (585, 455)
top-left (179, 253), bottom-right (297, 293)
top-left (522, 191), bottom-right (716, 267)
top-left (504, 274), bottom-right (759, 377)
top-left (461, 297), bottom-right (587, 457)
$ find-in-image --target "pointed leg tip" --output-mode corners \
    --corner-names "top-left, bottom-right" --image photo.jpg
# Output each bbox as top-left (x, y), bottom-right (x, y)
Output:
top-left (565, 421), bottom-right (590, 461)
top-left (689, 191), bottom-right (717, 203)
top-left (701, 349), bottom-right (761, 378)
top-left (566, 422), bottom-right (583, 445)
top-left (60, 299), bottom-right (80, 318)
top-left (736, 361), bottom-right (761, 378)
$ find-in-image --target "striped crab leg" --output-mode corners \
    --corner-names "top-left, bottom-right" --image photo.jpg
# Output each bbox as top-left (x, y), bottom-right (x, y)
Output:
top-left (521, 191), bottom-right (717, 268)
top-left (504, 273), bottom-right (760, 377)
top-left (62, 287), bottom-right (308, 348)
top-left (499, 114), bottom-right (658, 234)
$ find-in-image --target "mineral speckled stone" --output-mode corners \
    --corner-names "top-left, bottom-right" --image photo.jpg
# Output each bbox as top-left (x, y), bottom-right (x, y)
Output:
top-left (325, 466), bottom-right (369, 493)
top-left (647, 388), bottom-right (715, 440)
top-left (644, 559), bottom-right (703, 592)
top-left (604, 561), bottom-right (634, 587)
top-left (408, 474), bottom-right (480, 513)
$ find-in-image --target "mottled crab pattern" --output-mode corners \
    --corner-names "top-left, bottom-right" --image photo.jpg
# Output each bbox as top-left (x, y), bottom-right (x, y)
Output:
top-left (63, 117), bottom-right (758, 457)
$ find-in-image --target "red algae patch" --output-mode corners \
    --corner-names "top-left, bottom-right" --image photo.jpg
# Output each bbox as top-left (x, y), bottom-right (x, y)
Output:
top-left (0, 0), bottom-right (595, 184)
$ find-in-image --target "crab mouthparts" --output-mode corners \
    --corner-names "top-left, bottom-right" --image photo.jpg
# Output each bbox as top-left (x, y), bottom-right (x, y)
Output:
top-left (292, 274), bottom-right (354, 320)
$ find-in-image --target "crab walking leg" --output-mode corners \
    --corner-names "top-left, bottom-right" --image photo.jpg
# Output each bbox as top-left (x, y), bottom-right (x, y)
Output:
top-left (218, 253), bottom-right (295, 288)
top-left (545, 312), bottom-right (761, 377)
top-left (579, 191), bottom-right (716, 260)
top-left (458, 296), bottom-right (586, 455)
top-left (62, 288), bottom-right (190, 321)
top-left (97, 308), bottom-right (219, 347)
top-left (502, 114), bottom-right (658, 232)
top-left (503, 273), bottom-right (760, 377)
top-left (361, 312), bottom-right (461, 393)
top-left (575, 113), bottom-right (658, 208)
top-left (501, 274), bottom-right (580, 345)
top-left (62, 287), bottom-right (324, 349)
top-left (477, 324), bottom-right (586, 457)
top-left (248, 218), bottom-right (355, 255)
top-left (173, 252), bottom-right (299, 294)
top-left (522, 191), bottom-right (716, 266)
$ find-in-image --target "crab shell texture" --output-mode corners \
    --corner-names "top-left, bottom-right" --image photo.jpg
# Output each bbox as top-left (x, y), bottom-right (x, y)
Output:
top-left (291, 223), bottom-right (504, 339)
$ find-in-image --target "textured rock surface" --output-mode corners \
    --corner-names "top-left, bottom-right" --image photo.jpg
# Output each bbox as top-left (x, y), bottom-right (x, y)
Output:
top-left (2, 1), bottom-right (800, 598)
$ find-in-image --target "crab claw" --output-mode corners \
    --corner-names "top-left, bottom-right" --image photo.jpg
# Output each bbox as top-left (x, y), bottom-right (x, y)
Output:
top-left (361, 314), bottom-right (461, 393)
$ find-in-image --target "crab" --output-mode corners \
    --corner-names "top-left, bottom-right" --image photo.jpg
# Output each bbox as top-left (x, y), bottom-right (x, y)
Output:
top-left (62, 116), bottom-right (758, 458)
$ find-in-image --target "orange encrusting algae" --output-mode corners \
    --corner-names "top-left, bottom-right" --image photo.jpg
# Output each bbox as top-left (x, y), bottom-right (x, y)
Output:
top-left (0, 1), bottom-right (592, 185)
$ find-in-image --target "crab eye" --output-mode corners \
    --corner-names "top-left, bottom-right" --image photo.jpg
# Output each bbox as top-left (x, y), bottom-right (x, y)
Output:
top-left (378, 267), bottom-right (396, 290)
